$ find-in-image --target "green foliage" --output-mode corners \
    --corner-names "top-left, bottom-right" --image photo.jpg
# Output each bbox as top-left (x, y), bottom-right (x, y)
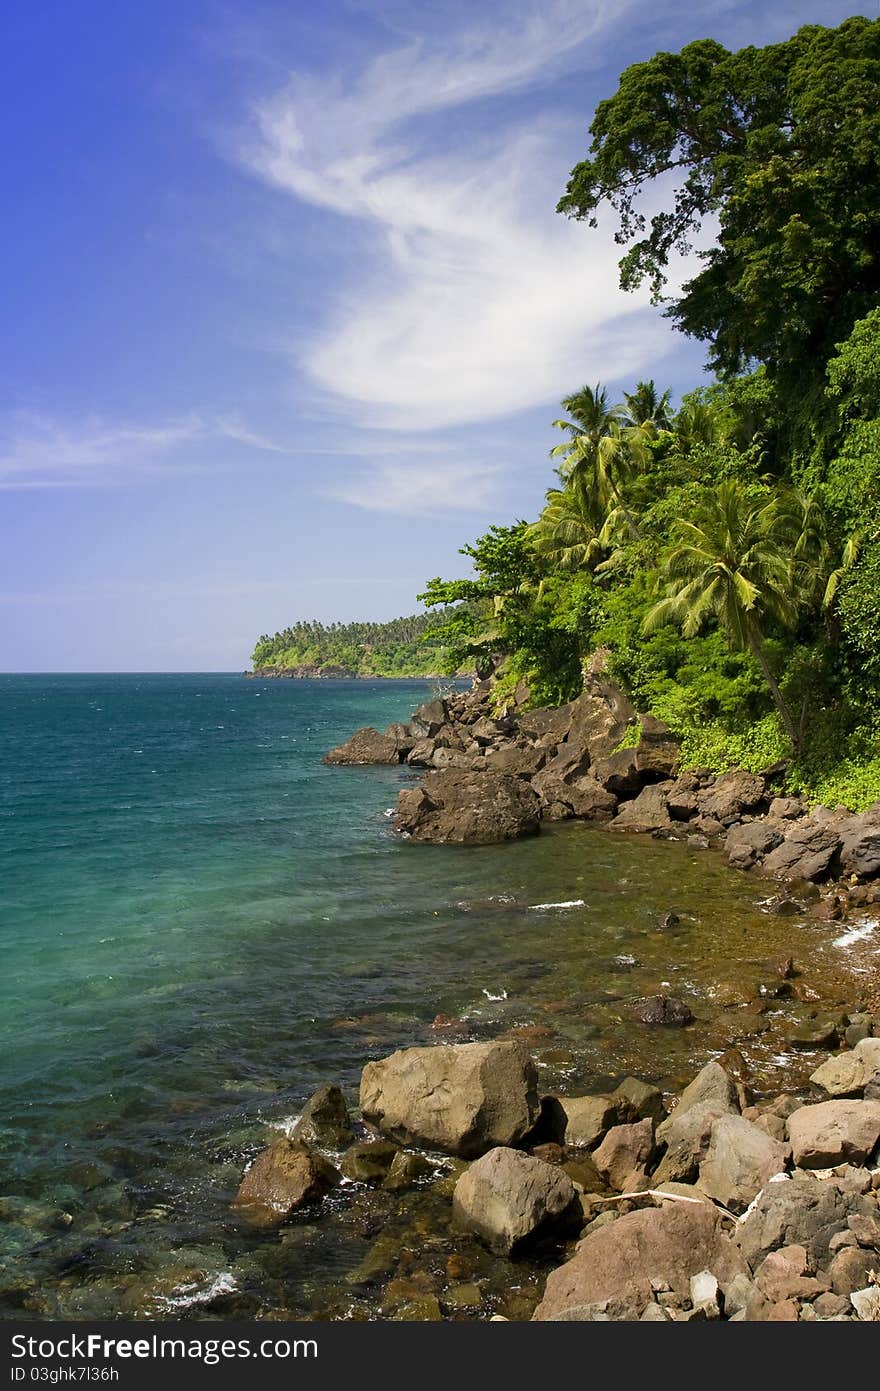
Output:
top-left (250, 611), bottom-right (456, 678)
top-left (254, 22), bottom-right (879, 811)
top-left (558, 18), bottom-right (880, 425)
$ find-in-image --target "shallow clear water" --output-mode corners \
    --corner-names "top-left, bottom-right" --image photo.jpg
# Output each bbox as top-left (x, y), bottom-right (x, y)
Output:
top-left (1, 673), bottom-right (877, 1320)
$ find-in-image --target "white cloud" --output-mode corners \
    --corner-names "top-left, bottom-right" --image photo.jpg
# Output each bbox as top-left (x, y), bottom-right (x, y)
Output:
top-left (327, 456), bottom-right (502, 516)
top-left (238, 0), bottom-right (695, 435)
top-left (0, 411), bottom-right (293, 489)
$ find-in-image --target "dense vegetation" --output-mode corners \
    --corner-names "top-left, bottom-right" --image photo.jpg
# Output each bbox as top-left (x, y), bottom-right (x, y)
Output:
top-left (250, 612), bottom-right (455, 677)
top-left (420, 17), bottom-right (880, 811)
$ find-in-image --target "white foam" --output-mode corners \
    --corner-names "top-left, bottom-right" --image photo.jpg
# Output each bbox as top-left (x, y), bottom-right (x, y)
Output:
top-left (528, 899), bottom-right (585, 911)
top-left (833, 917), bottom-right (879, 948)
top-left (482, 988), bottom-right (508, 1001)
top-left (163, 1272), bottom-right (238, 1310)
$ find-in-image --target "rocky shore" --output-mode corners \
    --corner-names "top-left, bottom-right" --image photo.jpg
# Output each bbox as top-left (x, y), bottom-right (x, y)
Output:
top-left (231, 1036), bottom-right (880, 1321)
top-left (324, 654), bottom-right (880, 917)
top-left (251, 662), bottom-right (880, 1320)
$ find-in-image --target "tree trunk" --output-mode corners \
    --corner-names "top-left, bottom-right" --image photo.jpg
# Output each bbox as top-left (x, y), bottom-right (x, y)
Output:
top-left (748, 624), bottom-right (800, 755)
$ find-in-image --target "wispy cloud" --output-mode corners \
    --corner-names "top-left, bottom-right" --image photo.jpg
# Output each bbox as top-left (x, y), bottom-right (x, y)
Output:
top-left (238, 0), bottom-right (687, 437)
top-left (0, 411), bottom-right (294, 489)
top-left (326, 456), bottom-right (503, 516)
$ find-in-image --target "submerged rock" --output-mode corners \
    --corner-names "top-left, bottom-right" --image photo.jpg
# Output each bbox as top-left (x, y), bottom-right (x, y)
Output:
top-left (360, 1040), bottom-right (539, 1158)
top-left (634, 995), bottom-right (694, 1027)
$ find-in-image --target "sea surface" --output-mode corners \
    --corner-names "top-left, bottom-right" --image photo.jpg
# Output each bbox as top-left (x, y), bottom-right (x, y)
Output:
top-left (1, 673), bottom-right (877, 1320)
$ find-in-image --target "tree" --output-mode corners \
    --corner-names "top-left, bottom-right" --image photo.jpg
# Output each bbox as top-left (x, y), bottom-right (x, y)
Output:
top-left (526, 482), bottom-right (607, 573)
top-left (643, 480), bottom-right (803, 749)
top-left (558, 18), bottom-right (880, 413)
top-left (623, 380), bottom-right (673, 430)
top-left (550, 383), bottom-right (626, 478)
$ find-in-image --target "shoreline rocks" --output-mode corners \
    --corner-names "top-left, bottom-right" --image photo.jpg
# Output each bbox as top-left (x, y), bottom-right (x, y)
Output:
top-left (323, 663), bottom-right (880, 912)
top-left (230, 1029), bottom-right (880, 1320)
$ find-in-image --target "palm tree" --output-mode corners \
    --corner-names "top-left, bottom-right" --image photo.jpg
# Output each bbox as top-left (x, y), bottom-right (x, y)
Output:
top-left (642, 480), bottom-right (802, 750)
top-left (671, 399), bottom-right (724, 454)
top-left (623, 380), bottom-right (673, 431)
top-left (527, 481), bottom-right (608, 573)
top-left (550, 383), bottom-right (627, 480)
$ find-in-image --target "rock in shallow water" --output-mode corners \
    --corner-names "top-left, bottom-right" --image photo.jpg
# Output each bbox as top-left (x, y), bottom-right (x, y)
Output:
top-left (393, 770), bottom-right (541, 844)
top-left (290, 1084), bottom-right (353, 1151)
top-left (452, 1147), bottom-right (579, 1255)
top-left (323, 727), bottom-right (402, 765)
top-left (359, 1041), bottom-right (539, 1158)
top-left (231, 1141), bottom-right (340, 1228)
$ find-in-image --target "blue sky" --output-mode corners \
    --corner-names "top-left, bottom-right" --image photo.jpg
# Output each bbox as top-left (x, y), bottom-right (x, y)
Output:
top-left (0, 0), bottom-right (870, 670)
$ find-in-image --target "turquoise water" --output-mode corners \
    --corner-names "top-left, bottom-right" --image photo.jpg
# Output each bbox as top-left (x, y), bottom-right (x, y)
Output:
top-left (0, 674), bottom-right (870, 1320)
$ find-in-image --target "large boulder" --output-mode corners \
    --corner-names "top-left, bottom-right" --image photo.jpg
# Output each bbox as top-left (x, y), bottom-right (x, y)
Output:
top-left (760, 822), bottom-right (841, 882)
top-left (546, 1094), bottom-right (624, 1149)
top-left (359, 1041), bottom-right (539, 1158)
top-left (698, 1115), bottom-right (789, 1213)
top-left (231, 1141), bottom-right (339, 1228)
top-left (725, 820), bottom-right (784, 870)
top-left (810, 1039), bottom-right (880, 1098)
top-left (393, 770), bottom-right (541, 845)
top-left (530, 769), bottom-right (618, 821)
top-left (735, 1178), bottom-right (865, 1271)
top-left (592, 1120), bottom-right (656, 1191)
top-left (787, 1099), bottom-right (880, 1168)
top-left (657, 1061), bottom-right (739, 1139)
top-left (563, 656), bottom-right (638, 763)
top-left (290, 1084), bottom-right (353, 1150)
top-left (410, 698), bottom-right (450, 736)
top-left (533, 1201), bottom-right (748, 1320)
top-left (838, 806), bottom-right (880, 878)
top-left (482, 743), bottom-right (545, 778)
top-left (323, 727), bottom-right (402, 765)
top-left (608, 783), bottom-right (672, 834)
top-left (452, 1147), bottom-right (579, 1255)
top-left (698, 771), bottom-right (766, 825)
top-left (652, 1101), bottom-right (732, 1185)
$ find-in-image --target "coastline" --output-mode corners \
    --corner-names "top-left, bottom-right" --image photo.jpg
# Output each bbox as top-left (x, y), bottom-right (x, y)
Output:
top-left (217, 673), bottom-right (880, 1323)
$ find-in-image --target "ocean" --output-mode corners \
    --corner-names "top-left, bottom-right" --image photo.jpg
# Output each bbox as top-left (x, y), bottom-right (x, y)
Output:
top-left (0, 673), bottom-right (873, 1319)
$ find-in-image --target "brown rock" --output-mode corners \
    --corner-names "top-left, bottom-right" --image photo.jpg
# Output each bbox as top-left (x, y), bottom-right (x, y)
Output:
top-left (393, 769), bottom-right (541, 845)
top-left (533, 1202), bottom-right (747, 1320)
top-left (828, 1245), bottom-right (880, 1296)
top-left (592, 1120), bottom-right (656, 1192)
top-left (698, 1115), bottom-right (789, 1213)
top-left (324, 727), bottom-right (402, 765)
top-left (787, 1100), bottom-right (880, 1168)
top-left (754, 1244), bottom-right (826, 1302)
top-left (360, 1040), bottom-right (539, 1158)
top-left (452, 1147), bottom-right (579, 1255)
top-left (232, 1141), bottom-right (339, 1228)
top-left (698, 771), bottom-right (766, 824)
top-left (608, 783), bottom-right (673, 834)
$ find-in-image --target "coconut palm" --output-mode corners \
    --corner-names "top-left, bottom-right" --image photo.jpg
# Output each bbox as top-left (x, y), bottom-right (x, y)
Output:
top-left (527, 480), bottom-right (612, 573)
top-left (671, 399), bottom-right (724, 454)
top-left (642, 480), bottom-right (802, 750)
top-left (549, 383), bottom-right (627, 479)
top-left (623, 380), bottom-right (673, 431)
